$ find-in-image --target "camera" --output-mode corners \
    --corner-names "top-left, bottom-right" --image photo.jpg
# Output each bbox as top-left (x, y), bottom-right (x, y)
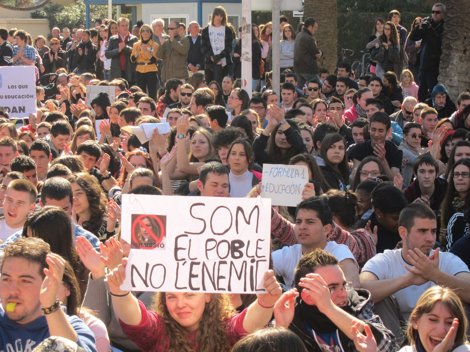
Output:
top-left (421, 16), bottom-right (432, 29)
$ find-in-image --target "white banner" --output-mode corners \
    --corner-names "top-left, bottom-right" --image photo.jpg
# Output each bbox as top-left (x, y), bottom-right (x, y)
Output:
top-left (0, 66), bottom-right (36, 118)
top-left (120, 195), bottom-right (272, 293)
top-left (86, 85), bottom-right (116, 107)
top-left (261, 164), bottom-right (309, 207)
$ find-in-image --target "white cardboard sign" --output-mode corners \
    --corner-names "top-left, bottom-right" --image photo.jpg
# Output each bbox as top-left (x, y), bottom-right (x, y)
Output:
top-left (261, 164), bottom-right (309, 207)
top-left (85, 85), bottom-right (116, 107)
top-left (0, 66), bottom-right (36, 118)
top-left (120, 195), bottom-right (272, 293)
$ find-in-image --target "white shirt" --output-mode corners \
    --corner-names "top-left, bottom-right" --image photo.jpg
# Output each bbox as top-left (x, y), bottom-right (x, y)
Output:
top-left (272, 241), bottom-right (356, 289)
top-left (0, 218), bottom-right (22, 242)
top-left (362, 249), bottom-right (469, 321)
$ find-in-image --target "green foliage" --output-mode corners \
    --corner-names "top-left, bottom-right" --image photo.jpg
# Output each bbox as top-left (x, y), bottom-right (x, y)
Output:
top-left (30, 0), bottom-right (118, 29)
top-left (31, 2), bottom-right (85, 29)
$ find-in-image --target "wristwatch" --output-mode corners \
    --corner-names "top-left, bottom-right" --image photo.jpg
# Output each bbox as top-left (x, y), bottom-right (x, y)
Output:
top-left (176, 133), bottom-right (186, 139)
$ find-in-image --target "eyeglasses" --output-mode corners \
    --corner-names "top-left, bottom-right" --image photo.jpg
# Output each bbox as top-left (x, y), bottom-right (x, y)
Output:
top-left (410, 133), bottom-right (422, 139)
top-left (432, 10), bottom-right (441, 14)
top-left (307, 87), bottom-right (319, 91)
top-left (180, 92), bottom-right (192, 97)
top-left (360, 170), bottom-right (380, 177)
top-left (328, 281), bottom-right (353, 294)
top-left (345, 96), bottom-right (353, 100)
top-left (453, 172), bottom-right (470, 179)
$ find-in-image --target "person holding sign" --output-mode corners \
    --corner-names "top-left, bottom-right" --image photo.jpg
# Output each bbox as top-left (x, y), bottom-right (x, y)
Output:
top-left (106, 259), bottom-right (282, 351)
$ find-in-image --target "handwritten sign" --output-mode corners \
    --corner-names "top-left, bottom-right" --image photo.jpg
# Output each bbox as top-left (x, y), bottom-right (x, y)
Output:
top-left (261, 164), bottom-right (309, 207)
top-left (0, 66), bottom-right (36, 118)
top-left (121, 195), bottom-right (272, 293)
top-left (85, 85), bottom-right (116, 107)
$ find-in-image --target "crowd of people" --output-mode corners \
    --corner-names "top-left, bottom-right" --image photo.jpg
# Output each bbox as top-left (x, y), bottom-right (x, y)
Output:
top-left (0, 1), bottom-right (469, 351)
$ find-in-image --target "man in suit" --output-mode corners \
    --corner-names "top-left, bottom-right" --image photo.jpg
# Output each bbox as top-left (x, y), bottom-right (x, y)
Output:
top-left (105, 17), bottom-right (138, 84)
top-left (186, 21), bottom-right (204, 77)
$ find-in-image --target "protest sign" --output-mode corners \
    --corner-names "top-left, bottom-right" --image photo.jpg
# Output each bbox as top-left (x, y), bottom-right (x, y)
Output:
top-left (120, 195), bottom-right (272, 293)
top-left (261, 164), bottom-right (309, 207)
top-left (121, 123), bottom-right (171, 143)
top-left (0, 66), bottom-right (36, 118)
top-left (85, 85), bottom-right (115, 107)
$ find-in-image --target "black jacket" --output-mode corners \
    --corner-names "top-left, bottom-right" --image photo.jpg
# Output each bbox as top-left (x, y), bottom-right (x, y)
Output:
top-left (289, 289), bottom-right (396, 352)
top-left (409, 18), bottom-right (444, 72)
top-left (186, 34), bottom-right (204, 70)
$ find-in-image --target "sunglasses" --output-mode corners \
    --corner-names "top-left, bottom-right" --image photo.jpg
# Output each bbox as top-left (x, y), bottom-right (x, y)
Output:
top-left (141, 29), bottom-right (151, 33)
top-left (432, 10), bottom-right (441, 14)
top-left (168, 27), bottom-right (177, 30)
top-left (410, 133), bottom-right (422, 139)
top-left (307, 87), bottom-right (319, 91)
top-left (404, 109), bottom-right (414, 115)
top-left (180, 92), bottom-right (192, 97)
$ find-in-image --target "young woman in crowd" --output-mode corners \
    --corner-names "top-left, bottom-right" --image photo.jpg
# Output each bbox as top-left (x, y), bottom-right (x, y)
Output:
top-left (70, 172), bottom-right (111, 240)
top-left (201, 6), bottom-right (234, 84)
top-left (280, 24), bottom-right (295, 71)
top-left (240, 109), bottom-right (261, 137)
top-left (311, 99), bottom-right (328, 127)
top-left (319, 133), bottom-right (349, 191)
top-left (70, 125), bottom-right (96, 154)
top-left (400, 286), bottom-right (470, 352)
top-left (228, 88), bottom-right (250, 117)
top-left (174, 117), bottom-right (214, 180)
top-left (105, 256), bottom-right (282, 351)
top-left (366, 18), bottom-right (385, 74)
top-left (226, 138), bottom-right (260, 197)
top-left (130, 24), bottom-right (159, 99)
top-left (445, 141), bottom-right (470, 178)
top-left (298, 123), bottom-right (314, 154)
top-left (371, 21), bottom-right (400, 77)
top-left (119, 149), bottom-right (154, 188)
top-left (208, 80), bottom-right (226, 106)
top-left (382, 71), bottom-right (403, 108)
top-left (253, 108), bottom-right (306, 165)
top-left (351, 156), bottom-right (386, 190)
top-left (440, 159), bottom-right (470, 250)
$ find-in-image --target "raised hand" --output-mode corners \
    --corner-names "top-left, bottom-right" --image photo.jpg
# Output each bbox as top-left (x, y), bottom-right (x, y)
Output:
top-left (40, 253), bottom-right (66, 307)
top-left (298, 273), bottom-right (334, 313)
top-left (76, 236), bottom-right (106, 279)
top-left (352, 322), bottom-right (377, 352)
top-left (273, 289), bottom-right (298, 328)
top-left (105, 257), bottom-right (128, 295)
top-left (101, 237), bottom-right (125, 271)
top-left (256, 270), bottom-right (283, 309)
top-left (99, 153), bottom-right (111, 175)
top-left (433, 318), bottom-right (459, 352)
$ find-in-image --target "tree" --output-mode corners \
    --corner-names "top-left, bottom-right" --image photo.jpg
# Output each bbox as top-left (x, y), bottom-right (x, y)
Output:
top-left (303, 0), bottom-right (337, 73)
top-left (439, 0), bottom-right (470, 101)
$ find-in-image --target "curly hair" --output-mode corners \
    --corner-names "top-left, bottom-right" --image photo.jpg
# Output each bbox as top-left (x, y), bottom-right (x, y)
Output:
top-left (69, 173), bottom-right (107, 236)
top-left (153, 292), bottom-right (236, 351)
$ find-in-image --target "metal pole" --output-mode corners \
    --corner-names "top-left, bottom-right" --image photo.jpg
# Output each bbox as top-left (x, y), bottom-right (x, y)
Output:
top-left (271, 0), bottom-right (280, 94)
top-left (241, 0), bottom-right (252, 96)
top-left (108, 0), bottom-right (112, 20)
